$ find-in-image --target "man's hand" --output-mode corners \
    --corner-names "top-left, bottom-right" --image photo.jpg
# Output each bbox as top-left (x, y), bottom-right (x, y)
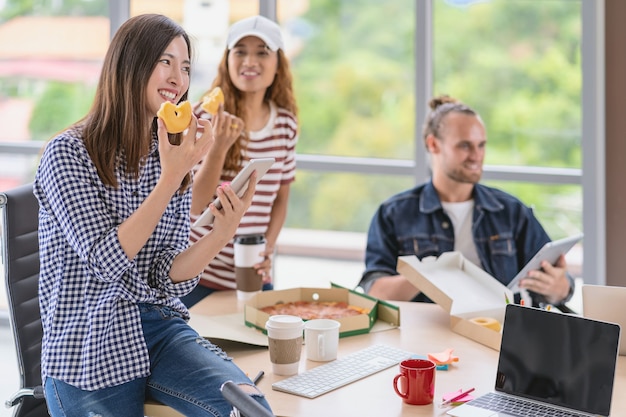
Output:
top-left (519, 255), bottom-right (570, 304)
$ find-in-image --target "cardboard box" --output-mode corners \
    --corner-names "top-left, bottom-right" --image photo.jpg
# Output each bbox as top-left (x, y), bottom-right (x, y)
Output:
top-left (397, 252), bottom-right (514, 350)
top-left (244, 285), bottom-right (400, 338)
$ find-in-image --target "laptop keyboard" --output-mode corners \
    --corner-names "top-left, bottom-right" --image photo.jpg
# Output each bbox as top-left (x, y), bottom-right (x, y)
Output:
top-left (271, 344), bottom-right (413, 398)
top-left (469, 392), bottom-right (590, 417)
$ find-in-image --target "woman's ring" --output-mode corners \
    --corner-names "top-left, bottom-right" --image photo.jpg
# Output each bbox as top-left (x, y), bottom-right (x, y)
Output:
top-left (231, 123), bottom-right (239, 129)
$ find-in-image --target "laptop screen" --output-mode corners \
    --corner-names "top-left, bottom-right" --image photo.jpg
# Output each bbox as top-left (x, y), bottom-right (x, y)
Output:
top-left (496, 304), bottom-right (620, 416)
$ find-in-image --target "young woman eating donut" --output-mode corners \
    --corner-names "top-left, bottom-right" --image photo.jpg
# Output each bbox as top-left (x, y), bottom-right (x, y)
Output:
top-left (34, 13), bottom-right (272, 417)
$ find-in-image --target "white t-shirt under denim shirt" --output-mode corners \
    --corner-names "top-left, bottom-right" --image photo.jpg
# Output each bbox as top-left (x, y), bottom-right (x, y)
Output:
top-left (441, 200), bottom-right (482, 268)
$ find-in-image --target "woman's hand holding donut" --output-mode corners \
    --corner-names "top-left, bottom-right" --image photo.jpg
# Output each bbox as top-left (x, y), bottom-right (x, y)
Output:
top-left (157, 101), bottom-right (192, 134)
top-left (210, 106), bottom-right (244, 155)
top-left (200, 87), bottom-right (224, 116)
top-left (156, 115), bottom-right (214, 189)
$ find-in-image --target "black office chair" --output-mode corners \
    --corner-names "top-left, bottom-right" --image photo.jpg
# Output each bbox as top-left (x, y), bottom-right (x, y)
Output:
top-left (1, 183), bottom-right (46, 417)
top-left (1, 183), bottom-right (274, 417)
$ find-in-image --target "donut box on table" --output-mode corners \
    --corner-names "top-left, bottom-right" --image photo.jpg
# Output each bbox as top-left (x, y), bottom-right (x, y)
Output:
top-left (397, 252), bottom-right (514, 351)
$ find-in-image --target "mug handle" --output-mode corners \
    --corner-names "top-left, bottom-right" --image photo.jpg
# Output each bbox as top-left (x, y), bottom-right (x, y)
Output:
top-left (318, 334), bottom-right (325, 358)
top-left (393, 374), bottom-right (408, 399)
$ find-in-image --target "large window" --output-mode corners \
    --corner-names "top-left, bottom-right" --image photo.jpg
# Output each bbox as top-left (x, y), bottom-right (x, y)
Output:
top-left (282, 0), bottom-right (416, 160)
top-left (0, 0), bottom-right (109, 189)
top-left (276, 0), bottom-right (583, 245)
top-left (278, 0), bottom-right (417, 231)
top-left (0, 0), bottom-right (591, 273)
top-left (433, 0), bottom-right (583, 242)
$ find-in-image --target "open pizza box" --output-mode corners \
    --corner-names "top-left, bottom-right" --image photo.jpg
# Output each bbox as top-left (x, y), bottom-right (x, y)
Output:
top-left (244, 284), bottom-right (400, 338)
top-left (397, 252), bottom-right (514, 351)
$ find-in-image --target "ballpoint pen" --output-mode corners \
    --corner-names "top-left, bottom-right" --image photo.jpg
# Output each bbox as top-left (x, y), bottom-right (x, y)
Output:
top-left (252, 370), bottom-right (265, 385)
top-left (439, 387), bottom-right (476, 408)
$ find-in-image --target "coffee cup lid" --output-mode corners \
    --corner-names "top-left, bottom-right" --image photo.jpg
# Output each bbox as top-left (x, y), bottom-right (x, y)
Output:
top-left (265, 315), bottom-right (304, 329)
top-left (235, 234), bottom-right (266, 245)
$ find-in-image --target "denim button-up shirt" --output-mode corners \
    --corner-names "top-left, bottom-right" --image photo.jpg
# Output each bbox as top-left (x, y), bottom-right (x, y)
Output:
top-left (361, 181), bottom-right (572, 304)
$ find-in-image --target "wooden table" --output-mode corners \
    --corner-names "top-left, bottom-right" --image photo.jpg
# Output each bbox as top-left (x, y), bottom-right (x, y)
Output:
top-left (147, 290), bottom-right (626, 417)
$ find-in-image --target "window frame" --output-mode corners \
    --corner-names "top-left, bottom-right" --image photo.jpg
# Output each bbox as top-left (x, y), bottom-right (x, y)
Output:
top-left (0, 0), bottom-right (604, 284)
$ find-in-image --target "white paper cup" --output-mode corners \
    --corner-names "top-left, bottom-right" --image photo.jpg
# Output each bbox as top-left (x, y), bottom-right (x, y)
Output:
top-left (265, 315), bottom-right (304, 376)
top-left (236, 288), bottom-right (260, 301)
top-left (304, 319), bottom-right (341, 362)
top-left (234, 235), bottom-right (265, 301)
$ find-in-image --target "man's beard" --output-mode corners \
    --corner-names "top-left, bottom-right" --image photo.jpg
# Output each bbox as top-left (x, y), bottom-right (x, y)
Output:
top-left (446, 167), bottom-right (482, 184)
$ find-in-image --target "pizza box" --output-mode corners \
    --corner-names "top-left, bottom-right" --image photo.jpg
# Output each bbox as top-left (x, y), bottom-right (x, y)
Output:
top-left (397, 252), bottom-right (514, 351)
top-left (244, 284), bottom-right (400, 338)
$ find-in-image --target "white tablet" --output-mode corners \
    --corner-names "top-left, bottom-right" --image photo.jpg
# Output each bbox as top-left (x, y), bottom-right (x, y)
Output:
top-left (192, 158), bottom-right (275, 228)
top-left (507, 233), bottom-right (584, 294)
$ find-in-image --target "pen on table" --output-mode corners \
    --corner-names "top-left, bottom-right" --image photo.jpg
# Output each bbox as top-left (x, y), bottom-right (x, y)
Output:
top-left (252, 370), bottom-right (264, 385)
top-left (504, 292), bottom-right (510, 304)
top-left (439, 387), bottom-right (476, 408)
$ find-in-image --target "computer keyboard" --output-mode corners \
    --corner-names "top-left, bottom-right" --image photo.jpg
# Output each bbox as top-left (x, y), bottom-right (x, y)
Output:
top-left (469, 392), bottom-right (589, 417)
top-left (271, 344), bottom-right (414, 399)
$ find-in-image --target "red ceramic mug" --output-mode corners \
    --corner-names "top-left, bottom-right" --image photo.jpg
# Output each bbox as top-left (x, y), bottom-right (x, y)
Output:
top-left (392, 359), bottom-right (436, 405)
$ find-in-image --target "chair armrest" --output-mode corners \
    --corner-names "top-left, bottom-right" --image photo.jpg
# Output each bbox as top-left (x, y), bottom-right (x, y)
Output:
top-left (220, 381), bottom-right (275, 417)
top-left (5, 385), bottom-right (44, 408)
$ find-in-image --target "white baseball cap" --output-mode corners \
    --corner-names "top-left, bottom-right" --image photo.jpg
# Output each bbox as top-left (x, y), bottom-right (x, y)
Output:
top-left (227, 15), bottom-right (284, 51)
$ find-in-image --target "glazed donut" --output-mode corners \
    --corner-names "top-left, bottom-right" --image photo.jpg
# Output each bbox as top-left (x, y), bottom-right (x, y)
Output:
top-left (157, 101), bottom-right (192, 133)
top-left (200, 87), bottom-right (224, 115)
top-left (469, 317), bottom-right (502, 332)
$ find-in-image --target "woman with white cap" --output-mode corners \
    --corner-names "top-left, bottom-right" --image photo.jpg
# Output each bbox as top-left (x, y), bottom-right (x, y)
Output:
top-left (182, 15), bottom-right (299, 307)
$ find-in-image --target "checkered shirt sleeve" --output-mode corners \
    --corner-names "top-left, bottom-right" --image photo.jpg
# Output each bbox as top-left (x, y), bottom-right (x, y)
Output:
top-left (34, 128), bottom-right (198, 390)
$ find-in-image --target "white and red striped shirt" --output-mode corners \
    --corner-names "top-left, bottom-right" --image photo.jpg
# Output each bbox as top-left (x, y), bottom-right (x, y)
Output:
top-left (190, 101), bottom-right (298, 290)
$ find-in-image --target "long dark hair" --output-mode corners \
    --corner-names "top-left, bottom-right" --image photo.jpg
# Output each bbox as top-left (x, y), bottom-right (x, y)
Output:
top-left (80, 14), bottom-right (192, 190)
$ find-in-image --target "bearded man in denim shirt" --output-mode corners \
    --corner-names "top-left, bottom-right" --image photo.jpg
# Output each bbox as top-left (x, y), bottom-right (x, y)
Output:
top-left (359, 95), bottom-right (575, 307)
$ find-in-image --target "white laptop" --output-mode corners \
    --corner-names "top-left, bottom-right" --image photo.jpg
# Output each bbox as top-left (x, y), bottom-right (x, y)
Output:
top-left (582, 284), bottom-right (626, 355)
top-left (447, 304), bottom-right (620, 417)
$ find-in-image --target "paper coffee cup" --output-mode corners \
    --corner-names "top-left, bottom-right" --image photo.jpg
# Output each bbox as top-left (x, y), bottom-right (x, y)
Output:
top-left (234, 234), bottom-right (265, 301)
top-left (265, 315), bottom-right (304, 376)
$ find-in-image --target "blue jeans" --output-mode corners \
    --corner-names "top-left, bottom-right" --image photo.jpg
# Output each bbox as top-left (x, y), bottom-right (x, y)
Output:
top-left (44, 303), bottom-right (272, 417)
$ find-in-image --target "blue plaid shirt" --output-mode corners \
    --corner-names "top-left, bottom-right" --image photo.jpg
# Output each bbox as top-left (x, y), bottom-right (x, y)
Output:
top-left (34, 126), bottom-right (199, 390)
